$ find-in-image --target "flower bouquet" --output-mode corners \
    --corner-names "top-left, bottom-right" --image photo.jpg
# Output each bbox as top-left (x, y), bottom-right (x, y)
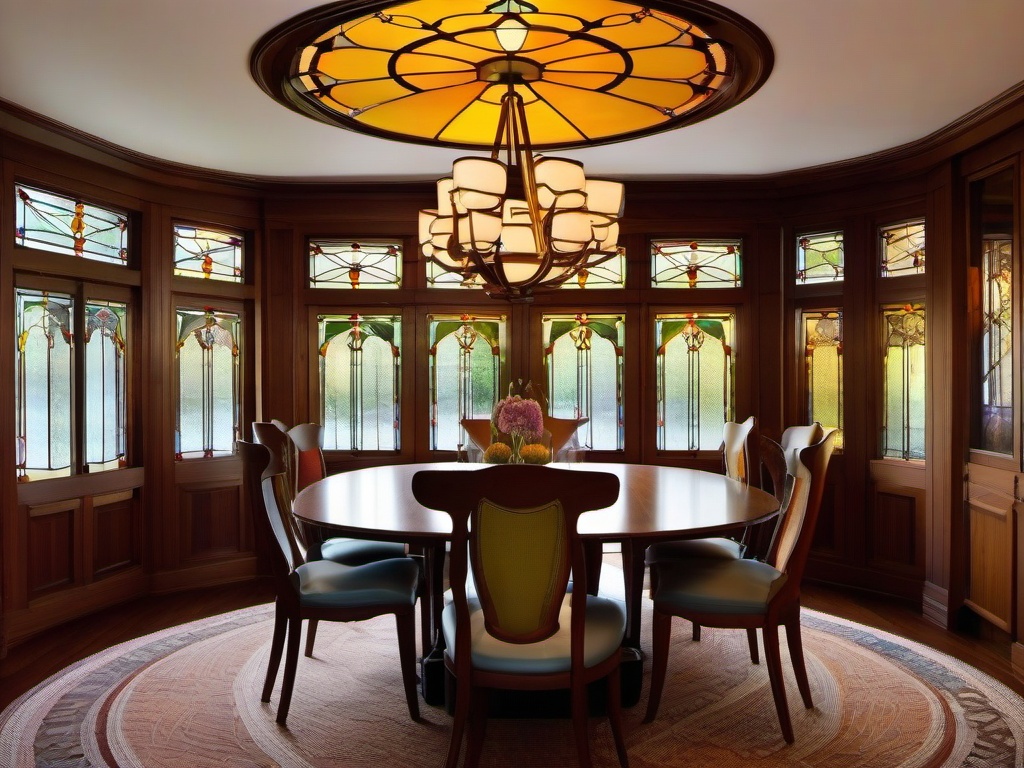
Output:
top-left (484, 383), bottom-right (551, 464)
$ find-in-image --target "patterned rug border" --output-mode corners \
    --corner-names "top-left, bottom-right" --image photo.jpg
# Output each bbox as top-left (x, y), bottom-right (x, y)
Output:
top-left (3, 602), bottom-right (1023, 768)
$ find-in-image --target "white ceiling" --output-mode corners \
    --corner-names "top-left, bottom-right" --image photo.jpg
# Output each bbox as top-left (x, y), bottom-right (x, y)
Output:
top-left (2, 0), bottom-right (1024, 182)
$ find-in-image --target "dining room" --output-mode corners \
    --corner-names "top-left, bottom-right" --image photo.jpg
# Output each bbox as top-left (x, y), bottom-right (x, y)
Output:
top-left (3, 0), bottom-right (1024, 765)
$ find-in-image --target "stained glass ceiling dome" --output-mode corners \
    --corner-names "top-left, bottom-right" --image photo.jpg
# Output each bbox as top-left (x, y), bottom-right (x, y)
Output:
top-left (252, 0), bottom-right (773, 151)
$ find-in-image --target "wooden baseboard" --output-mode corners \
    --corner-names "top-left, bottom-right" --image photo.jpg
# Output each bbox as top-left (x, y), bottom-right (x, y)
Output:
top-left (4, 567), bottom-right (148, 647)
top-left (148, 557), bottom-right (258, 595)
top-left (1011, 642), bottom-right (1024, 682)
top-left (922, 581), bottom-right (950, 628)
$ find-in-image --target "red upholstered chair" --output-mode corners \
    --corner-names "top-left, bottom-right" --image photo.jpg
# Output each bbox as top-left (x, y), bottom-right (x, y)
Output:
top-left (239, 440), bottom-right (420, 726)
top-left (644, 430), bottom-right (837, 744)
top-left (412, 464), bottom-right (629, 768)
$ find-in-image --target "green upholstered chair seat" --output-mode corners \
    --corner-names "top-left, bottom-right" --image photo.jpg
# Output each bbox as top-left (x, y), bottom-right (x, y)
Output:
top-left (296, 557), bottom-right (419, 609)
top-left (442, 593), bottom-right (626, 674)
top-left (646, 536), bottom-right (742, 563)
top-left (652, 558), bottom-right (788, 616)
top-left (313, 537), bottom-right (407, 565)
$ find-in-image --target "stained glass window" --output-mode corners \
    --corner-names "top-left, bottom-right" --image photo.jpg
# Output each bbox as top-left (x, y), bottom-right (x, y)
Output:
top-left (85, 300), bottom-right (128, 472)
top-left (310, 239), bottom-right (402, 289)
top-left (797, 231), bottom-right (844, 284)
top-left (175, 307), bottom-right (241, 459)
top-left (651, 239), bottom-right (742, 288)
top-left (15, 184), bottom-right (129, 265)
top-left (173, 225), bottom-right (243, 283)
top-left (655, 313), bottom-right (735, 450)
top-left (803, 310), bottom-right (844, 448)
top-left (976, 238), bottom-right (1013, 454)
top-left (426, 259), bottom-right (484, 289)
top-left (319, 314), bottom-right (401, 450)
top-left (543, 313), bottom-right (624, 451)
top-left (15, 289), bottom-right (74, 480)
top-left (560, 248), bottom-right (626, 289)
top-left (881, 220), bottom-right (925, 277)
top-left (882, 304), bottom-right (925, 460)
top-left (429, 314), bottom-right (506, 451)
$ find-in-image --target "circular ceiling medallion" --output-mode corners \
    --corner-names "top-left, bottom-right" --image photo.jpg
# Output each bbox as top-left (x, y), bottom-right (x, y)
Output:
top-left (252, 0), bottom-right (773, 151)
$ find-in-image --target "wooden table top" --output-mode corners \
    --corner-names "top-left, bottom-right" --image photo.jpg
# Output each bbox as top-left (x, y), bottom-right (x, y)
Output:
top-left (292, 462), bottom-right (780, 544)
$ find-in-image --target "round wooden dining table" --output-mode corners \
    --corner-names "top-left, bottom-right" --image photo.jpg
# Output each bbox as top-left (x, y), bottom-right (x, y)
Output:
top-left (292, 461), bottom-right (780, 706)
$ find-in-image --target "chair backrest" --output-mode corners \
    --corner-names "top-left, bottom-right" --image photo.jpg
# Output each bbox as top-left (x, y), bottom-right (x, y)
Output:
top-left (723, 415), bottom-right (759, 484)
top-left (288, 423), bottom-right (327, 494)
top-left (239, 440), bottom-right (305, 579)
top-left (767, 429), bottom-right (837, 584)
top-left (412, 465), bottom-right (619, 651)
top-left (780, 421), bottom-right (824, 474)
top-left (759, 435), bottom-right (788, 503)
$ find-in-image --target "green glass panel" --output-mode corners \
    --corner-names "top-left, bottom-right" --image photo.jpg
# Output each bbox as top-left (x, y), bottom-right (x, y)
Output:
top-left (173, 225), bottom-right (243, 283)
top-left (15, 184), bottom-right (129, 265)
top-left (803, 310), bottom-right (844, 448)
top-left (881, 220), bottom-right (925, 278)
top-left (15, 289), bottom-right (75, 480)
top-left (651, 239), bottom-right (742, 288)
top-left (175, 308), bottom-right (240, 459)
top-left (882, 305), bottom-right (925, 460)
top-left (85, 300), bottom-right (128, 471)
top-left (797, 231), bottom-right (844, 284)
top-left (310, 239), bottom-right (402, 289)
top-left (319, 314), bottom-right (401, 450)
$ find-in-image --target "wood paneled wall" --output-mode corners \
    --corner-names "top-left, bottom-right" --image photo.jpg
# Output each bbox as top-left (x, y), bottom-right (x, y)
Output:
top-left (1, 89), bottom-right (1024, 665)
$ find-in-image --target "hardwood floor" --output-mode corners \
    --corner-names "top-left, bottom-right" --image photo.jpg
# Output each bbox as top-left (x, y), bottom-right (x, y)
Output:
top-left (2, 576), bottom-right (1023, 713)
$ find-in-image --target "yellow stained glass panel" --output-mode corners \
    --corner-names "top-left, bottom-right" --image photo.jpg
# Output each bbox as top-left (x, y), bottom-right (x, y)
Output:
top-left (590, 14), bottom-right (691, 49)
top-left (403, 71), bottom-right (480, 91)
top-left (543, 71), bottom-right (620, 91)
top-left (394, 52), bottom-right (479, 76)
top-left (343, 15), bottom-right (434, 49)
top-left (546, 51), bottom-right (633, 74)
top-left (525, 38), bottom-right (613, 65)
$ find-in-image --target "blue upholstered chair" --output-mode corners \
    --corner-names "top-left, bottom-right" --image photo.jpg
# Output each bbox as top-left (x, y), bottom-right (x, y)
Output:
top-left (412, 464), bottom-right (629, 768)
top-left (252, 422), bottom-right (410, 656)
top-left (239, 440), bottom-right (420, 726)
top-left (643, 430), bottom-right (837, 744)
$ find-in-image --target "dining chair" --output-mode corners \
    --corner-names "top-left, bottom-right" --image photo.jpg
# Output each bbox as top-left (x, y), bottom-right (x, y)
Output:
top-left (411, 464), bottom-right (629, 768)
top-left (643, 429), bottom-right (837, 744)
top-left (239, 440), bottom-right (421, 726)
top-left (251, 422), bottom-right (409, 657)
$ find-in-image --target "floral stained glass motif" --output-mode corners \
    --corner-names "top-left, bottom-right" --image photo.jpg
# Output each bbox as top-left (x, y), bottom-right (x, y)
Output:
top-left (429, 314), bottom-right (506, 451)
top-left (15, 185), bottom-right (129, 265)
top-left (797, 231), bottom-right (844, 284)
top-left (881, 220), bottom-right (925, 277)
top-left (882, 304), bottom-right (925, 460)
top-left (803, 310), bottom-right (844, 448)
top-left (173, 225), bottom-right (243, 283)
top-left (175, 308), bottom-right (241, 459)
top-left (655, 313), bottom-right (734, 450)
top-left (651, 239), bottom-right (742, 288)
top-left (310, 239), bottom-right (402, 289)
top-left (15, 289), bottom-right (74, 480)
top-left (319, 314), bottom-right (401, 450)
top-left (85, 300), bottom-right (128, 472)
top-left (543, 313), bottom-right (624, 451)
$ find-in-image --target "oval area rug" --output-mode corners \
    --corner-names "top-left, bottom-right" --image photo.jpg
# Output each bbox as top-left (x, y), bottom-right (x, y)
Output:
top-left (1, 600), bottom-right (1022, 767)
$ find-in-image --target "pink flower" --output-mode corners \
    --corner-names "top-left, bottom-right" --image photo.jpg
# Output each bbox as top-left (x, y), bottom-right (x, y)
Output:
top-left (495, 396), bottom-right (544, 441)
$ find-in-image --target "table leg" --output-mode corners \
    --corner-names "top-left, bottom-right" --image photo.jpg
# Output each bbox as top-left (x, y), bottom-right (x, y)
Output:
top-left (419, 541), bottom-right (448, 706)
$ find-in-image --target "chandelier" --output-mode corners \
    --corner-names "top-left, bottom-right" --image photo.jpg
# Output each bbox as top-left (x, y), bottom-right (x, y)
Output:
top-left (252, 0), bottom-right (773, 301)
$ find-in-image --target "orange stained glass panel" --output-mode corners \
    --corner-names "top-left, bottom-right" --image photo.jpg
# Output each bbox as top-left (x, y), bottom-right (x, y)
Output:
top-left (440, 11), bottom-right (583, 36)
top-left (543, 71), bottom-right (621, 91)
top-left (531, 82), bottom-right (669, 138)
top-left (588, 14), bottom-right (692, 49)
top-left (628, 47), bottom-right (710, 79)
top-left (523, 38), bottom-right (611, 65)
top-left (342, 15), bottom-right (434, 49)
top-left (402, 71), bottom-right (481, 92)
top-left (359, 83), bottom-right (491, 139)
top-left (394, 51), bottom-right (479, 77)
top-left (609, 78), bottom-right (697, 110)
top-left (326, 79), bottom-right (416, 111)
top-left (547, 51), bottom-right (635, 74)
top-left (315, 48), bottom-right (395, 82)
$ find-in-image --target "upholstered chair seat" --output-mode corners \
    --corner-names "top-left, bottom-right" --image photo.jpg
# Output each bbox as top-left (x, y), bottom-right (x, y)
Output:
top-left (441, 592), bottom-right (626, 674)
top-left (652, 558), bottom-right (788, 616)
top-left (297, 557), bottom-right (420, 610)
